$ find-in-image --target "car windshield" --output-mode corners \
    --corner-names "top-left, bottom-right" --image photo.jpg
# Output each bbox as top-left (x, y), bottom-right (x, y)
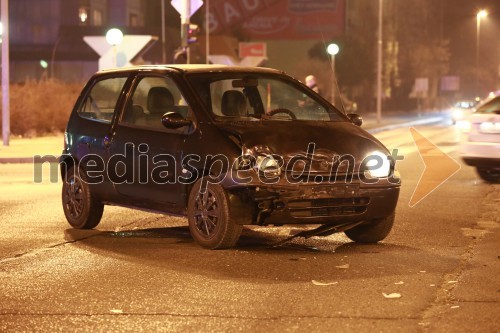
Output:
top-left (186, 73), bottom-right (347, 122)
top-left (475, 96), bottom-right (500, 114)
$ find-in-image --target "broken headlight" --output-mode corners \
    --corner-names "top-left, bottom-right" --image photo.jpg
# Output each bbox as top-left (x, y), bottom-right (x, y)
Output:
top-left (235, 145), bottom-right (282, 178)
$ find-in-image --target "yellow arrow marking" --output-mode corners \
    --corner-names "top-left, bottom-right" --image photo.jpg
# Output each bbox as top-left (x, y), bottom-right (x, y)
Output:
top-left (409, 127), bottom-right (461, 207)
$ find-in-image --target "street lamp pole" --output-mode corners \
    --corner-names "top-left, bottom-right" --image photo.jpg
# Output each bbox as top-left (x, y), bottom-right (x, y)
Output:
top-left (106, 28), bottom-right (124, 68)
top-left (376, 0), bottom-right (383, 124)
top-left (476, 10), bottom-right (487, 96)
top-left (1, 0), bottom-right (10, 146)
top-left (327, 43), bottom-right (340, 107)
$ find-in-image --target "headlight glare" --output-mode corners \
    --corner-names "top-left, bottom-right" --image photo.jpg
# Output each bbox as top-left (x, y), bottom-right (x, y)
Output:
top-left (364, 150), bottom-right (391, 178)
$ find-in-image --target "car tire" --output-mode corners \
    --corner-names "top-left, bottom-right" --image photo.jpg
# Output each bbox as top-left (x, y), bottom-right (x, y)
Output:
top-left (476, 167), bottom-right (500, 183)
top-left (62, 166), bottom-right (104, 229)
top-left (187, 177), bottom-right (242, 249)
top-left (344, 212), bottom-right (395, 243)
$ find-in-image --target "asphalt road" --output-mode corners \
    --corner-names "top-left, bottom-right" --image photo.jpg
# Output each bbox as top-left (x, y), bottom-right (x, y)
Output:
top-left (0, 124), bottom-right (498, 332)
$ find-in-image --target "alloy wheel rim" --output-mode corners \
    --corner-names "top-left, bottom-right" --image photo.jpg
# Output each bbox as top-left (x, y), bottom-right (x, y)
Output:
top-left (64, 176), bottom-right (84, 218)
top-left (193, 189), bottom-right (220, 239)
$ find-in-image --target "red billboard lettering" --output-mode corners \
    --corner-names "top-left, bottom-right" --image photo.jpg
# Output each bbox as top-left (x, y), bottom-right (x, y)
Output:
top-left (208, 0), bottom-right (345, 40)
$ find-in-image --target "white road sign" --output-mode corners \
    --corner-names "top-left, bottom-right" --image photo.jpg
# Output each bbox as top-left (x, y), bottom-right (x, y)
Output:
top-left (171, 0), bottom-right (203, 18)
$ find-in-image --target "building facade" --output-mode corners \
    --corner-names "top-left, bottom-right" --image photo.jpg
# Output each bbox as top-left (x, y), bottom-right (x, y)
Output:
top-left (4, 0), bottom-right (180, 82)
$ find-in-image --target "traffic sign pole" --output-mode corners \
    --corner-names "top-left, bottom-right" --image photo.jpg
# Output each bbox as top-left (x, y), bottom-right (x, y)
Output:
top-left (171, 0), bottom-right (203, 64)
top-left (183, 0), bottom-right (191, 64)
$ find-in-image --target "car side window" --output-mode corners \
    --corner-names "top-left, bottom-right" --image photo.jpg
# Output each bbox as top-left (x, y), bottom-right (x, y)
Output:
top-left (122, 76), bottom-right (190, 130)
top-left (78, 77), bottom-right (128, 123)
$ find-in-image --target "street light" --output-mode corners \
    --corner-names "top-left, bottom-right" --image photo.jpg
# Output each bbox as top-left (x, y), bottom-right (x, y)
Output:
top-left (327, 43), bottom-right (340, 105)
top-left (106, 28), bottom-right (123, 68)
top-left (1, 0), bottom-right (10, 147)
top-left (476, 10), bottom-right (487, 96)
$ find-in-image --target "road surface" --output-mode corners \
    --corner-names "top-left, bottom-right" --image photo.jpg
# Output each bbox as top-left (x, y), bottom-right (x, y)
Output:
top-left (0, 123), bottom-right (498, 332)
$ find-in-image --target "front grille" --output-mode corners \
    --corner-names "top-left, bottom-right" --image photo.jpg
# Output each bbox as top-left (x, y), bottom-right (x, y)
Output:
top-left (288, 197), bottom-right (369, 218)
top-left (285, 172), bottom-right (359, 184)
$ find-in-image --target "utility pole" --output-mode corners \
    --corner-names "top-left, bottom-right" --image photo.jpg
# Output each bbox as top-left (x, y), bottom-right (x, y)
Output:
top-left (2, 0), bottom-right (10, 146)
top-left (205, 0), bottom-right (209, 64)
top-left (376, 0), bottom-right (383, 124)
top-left (161, 0), bottom-right (166, 63)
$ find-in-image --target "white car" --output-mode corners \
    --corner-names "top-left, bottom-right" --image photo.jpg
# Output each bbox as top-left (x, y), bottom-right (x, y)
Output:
top-left (460, 93), bottom-right (500, 182)
top-left (451, 99), bottom-right (479, 125)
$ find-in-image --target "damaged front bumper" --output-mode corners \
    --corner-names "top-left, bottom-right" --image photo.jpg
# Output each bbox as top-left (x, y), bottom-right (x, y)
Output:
top-left (221, 173), bottom-right (400, 226)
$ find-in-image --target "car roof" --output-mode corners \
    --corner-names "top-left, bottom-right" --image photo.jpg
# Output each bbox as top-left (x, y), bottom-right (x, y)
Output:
top-left (97, 64), bottom-right (284, 75)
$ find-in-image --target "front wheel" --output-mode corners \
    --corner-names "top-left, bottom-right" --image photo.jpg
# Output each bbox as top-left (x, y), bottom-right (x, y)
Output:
top-left (62, 166), bottom-right (104, 229)
top-left (476, 167), bottom-right (500, 183)
top-left (344, 212), bottom-right (395, 243)
top-left (187, 178), bottom-right (242, 249)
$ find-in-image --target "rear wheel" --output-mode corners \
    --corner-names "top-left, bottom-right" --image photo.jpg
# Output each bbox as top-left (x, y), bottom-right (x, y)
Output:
top-left (187, 177), bottom-right (242, 249)
top-left (476, 167), bottom-right (500, 183)
top-left (62, 166), bottom-right (104, 229)
top-left (344, 212), bottom-right (395, 243)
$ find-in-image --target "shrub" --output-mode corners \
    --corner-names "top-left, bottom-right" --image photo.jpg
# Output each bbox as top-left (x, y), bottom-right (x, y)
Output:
top-left (0, 79), bottom-right (82, 137)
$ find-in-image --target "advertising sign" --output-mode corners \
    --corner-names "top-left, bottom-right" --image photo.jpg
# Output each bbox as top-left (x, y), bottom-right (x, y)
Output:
top-left (239, 42), bottom-right (267, 57)
top-left (207, 0), bottom-right (345, 40)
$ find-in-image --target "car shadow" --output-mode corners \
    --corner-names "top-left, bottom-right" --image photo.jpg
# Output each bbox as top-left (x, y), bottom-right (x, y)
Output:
top-left (64, 225), bottom-right (457, 284)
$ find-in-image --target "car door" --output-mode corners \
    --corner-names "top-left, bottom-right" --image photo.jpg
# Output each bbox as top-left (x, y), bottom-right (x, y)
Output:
top-left (108, 74), bottom-right (194, 207)
top-left (73, 74), bottom-right (131, 196)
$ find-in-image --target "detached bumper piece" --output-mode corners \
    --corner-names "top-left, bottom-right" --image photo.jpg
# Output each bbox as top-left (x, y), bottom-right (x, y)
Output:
top-left (272, 221), bottom-right (364, 247)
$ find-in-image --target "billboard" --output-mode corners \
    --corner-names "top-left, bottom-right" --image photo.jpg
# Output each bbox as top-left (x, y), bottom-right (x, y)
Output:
top-left (207, 0), bottom-right (345, 40)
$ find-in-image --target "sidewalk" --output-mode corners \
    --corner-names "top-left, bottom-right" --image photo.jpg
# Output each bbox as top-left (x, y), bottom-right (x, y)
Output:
top-left (0, 111), bottom-right (450, 164)
top-left (0, 136), bottom-right (64, 164)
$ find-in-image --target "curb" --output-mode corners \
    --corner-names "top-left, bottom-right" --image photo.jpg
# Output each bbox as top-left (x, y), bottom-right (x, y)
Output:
top-left (0, 115), bottom-right (448, 164)
top-left (0, 157), bottom-right (34, 164)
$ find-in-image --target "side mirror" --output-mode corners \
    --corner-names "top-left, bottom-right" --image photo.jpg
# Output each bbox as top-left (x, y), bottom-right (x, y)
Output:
top-left (161, 112), bottom-right (192, 129)
top-left (347, 113), bottom-right (363, 127)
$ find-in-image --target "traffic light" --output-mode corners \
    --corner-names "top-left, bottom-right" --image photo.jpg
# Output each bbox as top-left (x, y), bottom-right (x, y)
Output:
top-left (181, 23), bottom-right (200, 48)
top-left (188, 24), bottom-right (199, 44)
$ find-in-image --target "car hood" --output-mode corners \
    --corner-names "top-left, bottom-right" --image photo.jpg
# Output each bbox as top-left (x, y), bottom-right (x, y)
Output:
top-left (214, 121), bottom-right (390, 171)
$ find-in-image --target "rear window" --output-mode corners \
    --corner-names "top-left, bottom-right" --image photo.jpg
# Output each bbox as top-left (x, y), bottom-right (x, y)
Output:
top-left (78, 77), bottom-right (128, 123)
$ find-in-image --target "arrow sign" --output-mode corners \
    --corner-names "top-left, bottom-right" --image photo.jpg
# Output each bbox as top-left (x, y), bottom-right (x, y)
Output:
top-left (409, 127), bottom-right (461, 207)
top-left (171, 0), bottom-right (203, 18)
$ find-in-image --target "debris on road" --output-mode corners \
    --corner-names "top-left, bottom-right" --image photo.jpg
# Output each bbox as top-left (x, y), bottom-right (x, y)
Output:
top-left (394, 281), bottom-right (404, 285)
top-left (382, 292), bottom-right (402, 299)
top-left (335, 264), bottom-right (350, 269)
top-left (312, 280), bottom-right (338, 286)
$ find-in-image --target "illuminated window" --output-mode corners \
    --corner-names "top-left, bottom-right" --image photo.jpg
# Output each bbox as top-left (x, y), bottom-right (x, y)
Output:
top-left (79, 7), bottom-right (89, 25)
